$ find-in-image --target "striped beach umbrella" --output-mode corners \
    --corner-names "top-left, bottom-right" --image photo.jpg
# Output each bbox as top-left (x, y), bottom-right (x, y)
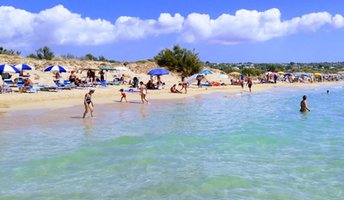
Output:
top-left (0, 64), bottom-right (20, 73)
top-left (44, 65), bottom-right (68, 73)
top-left (14, 64), bottom-right (35, 71)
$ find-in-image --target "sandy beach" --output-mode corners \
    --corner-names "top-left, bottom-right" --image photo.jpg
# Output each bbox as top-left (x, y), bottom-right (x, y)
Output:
top-left (1, 81), bottom-right (342, 113)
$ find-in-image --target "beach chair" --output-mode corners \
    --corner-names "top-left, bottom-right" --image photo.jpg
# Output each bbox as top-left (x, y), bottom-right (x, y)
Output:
top-left (38, 85), bottom-right (58, 92)
top-left (53, 80), bottom-right (72, 90)
top-left (100, 81), bottom-right (107, 87)
top-left (3, 79), bottom-right (15, 86)
top-left (0, 85), bottom-right (12, 93)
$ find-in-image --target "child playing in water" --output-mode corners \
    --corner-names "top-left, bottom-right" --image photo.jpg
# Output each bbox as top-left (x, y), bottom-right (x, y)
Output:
top-left (120, 89), bottom-right (127, 103)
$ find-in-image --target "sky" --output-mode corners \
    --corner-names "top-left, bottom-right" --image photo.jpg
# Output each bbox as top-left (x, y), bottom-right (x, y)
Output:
top-left (1, 0), bottom-right (344, 63)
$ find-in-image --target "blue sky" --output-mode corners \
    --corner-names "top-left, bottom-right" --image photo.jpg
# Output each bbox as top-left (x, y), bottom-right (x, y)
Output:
top-left (1, 0), bottom-right (344, 63)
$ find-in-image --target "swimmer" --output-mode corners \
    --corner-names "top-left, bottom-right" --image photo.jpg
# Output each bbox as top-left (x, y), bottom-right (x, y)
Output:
top-left (300, 95), bottom-right (311, 112)
top-left (327, 90), bottom-right (329, 94)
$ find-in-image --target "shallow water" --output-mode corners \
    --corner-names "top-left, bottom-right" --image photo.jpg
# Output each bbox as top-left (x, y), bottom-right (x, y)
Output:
top-left (1, 85), bottom-right (344, 199)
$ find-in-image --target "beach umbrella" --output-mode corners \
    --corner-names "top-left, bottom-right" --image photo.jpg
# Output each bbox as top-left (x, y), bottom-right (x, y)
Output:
top-left (313, 73), bottom-right (322, 77)
top-left (284, 73), bottom-right (292, 76)
top-left (147, 68), bottom-right (170, 76)
top-left (229, 72), bottom-right (241, 76)
top-left (200, 69), bottom-right (213, 75)
top-left (114, 66), bottom-right (129, 71)
top-left (278, 71), bottom-right (284, 75)
top-left (100, 66), bottom-right (115, 71)
top-left (0, 64), bottom-right (20, 73)
top-left (13, 64), bottom-right (35, 71)
top-left (44, 65), bottom-right (68, 73)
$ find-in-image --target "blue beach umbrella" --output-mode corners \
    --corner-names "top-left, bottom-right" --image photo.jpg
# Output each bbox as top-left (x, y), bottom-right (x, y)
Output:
top-left (13, 64), bottom-right (35, 71)
top-left (0, 64), bottom-right (20, 73)
top-left (44, 65), bottom-right (68, 73)
top-left (147, 68), bottom-right (170, 76)
top-left (200, 69), bottom-right (213, 75)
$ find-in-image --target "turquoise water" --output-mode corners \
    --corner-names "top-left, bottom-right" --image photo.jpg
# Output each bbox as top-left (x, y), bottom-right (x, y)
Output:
top-left (1, 85), bottom-right (344, 199)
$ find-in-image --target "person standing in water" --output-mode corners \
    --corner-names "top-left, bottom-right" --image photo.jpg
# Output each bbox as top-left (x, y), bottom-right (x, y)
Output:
top-left (83, 88), bottom-right (95, 118)
top-left (300, 95), bottom-right (311, 112)
top-left (247, 76), bottom-right (253, 92)
top-left (139, 81), bottom-right (149, 104)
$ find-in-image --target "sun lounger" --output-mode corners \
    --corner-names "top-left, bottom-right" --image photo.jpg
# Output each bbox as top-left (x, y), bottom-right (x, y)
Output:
top-left (0, 85), bottom-right (12, 93)
top-left (3, 79), bottom-right (15, 86)
top-left (38, 85), bottom-right (58, 92)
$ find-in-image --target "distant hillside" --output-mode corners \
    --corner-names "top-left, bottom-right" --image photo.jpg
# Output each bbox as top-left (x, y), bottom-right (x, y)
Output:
top-left (0, 54), bottom-right (160, 73)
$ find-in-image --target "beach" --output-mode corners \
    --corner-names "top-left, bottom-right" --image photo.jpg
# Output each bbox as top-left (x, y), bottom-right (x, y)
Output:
top-left (1, 81), bottom-right (343, 113)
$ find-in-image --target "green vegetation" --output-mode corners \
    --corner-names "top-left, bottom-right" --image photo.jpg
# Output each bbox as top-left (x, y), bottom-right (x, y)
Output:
top-left (0, 47), bottom-right (21, 56)
top-left (154, 45), bottom-right (202, 77)
top-left (204, 61), bottom-right (344, 75)
top-left (27, 46), bottom-right (54, 60)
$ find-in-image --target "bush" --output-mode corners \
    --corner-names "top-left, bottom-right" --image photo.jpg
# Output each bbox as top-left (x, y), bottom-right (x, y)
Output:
top-left (154, 45), bottom-right (202, 77)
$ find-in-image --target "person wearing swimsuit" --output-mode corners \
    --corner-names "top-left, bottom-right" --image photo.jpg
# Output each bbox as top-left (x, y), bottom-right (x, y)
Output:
top-left (139, 81), bottom-right (149, 104)
top-left (247, 77), bottom-right (253, 93)
top-left (83, 88), bottom-right (95, 118)
top-left (300, 95), bottom-right (310, 112)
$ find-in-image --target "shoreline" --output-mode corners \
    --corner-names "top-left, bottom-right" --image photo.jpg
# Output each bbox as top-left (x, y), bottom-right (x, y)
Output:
top-left (0, 81), bottom-right (343, 113)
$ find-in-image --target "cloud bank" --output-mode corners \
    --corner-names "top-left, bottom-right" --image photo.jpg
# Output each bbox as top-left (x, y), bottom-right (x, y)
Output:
top-left (0, 5), bottom-right (343, 47)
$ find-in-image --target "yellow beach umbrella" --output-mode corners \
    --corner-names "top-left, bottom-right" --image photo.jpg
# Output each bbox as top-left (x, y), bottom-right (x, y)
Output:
top-left (314, 73), bottom-right (322, 77)
top-left (278, 71), bottom-right (284, 75)
top-left (229, 72), bottom-right (241, 76)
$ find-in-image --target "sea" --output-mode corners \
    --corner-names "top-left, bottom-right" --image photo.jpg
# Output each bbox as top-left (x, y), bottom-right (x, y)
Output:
top-left (0, 84), bottom-right (343, 199)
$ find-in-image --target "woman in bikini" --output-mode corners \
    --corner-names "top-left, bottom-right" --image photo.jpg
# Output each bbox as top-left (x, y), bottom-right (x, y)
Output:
top-left (139, 81), bottom-right (149, 104)
top-left (83, 88), bottom-right (95, 118)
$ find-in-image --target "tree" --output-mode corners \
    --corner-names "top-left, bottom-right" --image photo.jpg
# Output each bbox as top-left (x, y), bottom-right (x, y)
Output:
top-left (85, 53), bottom-right (97, 61)
top-left (154, 45), bottom-right (202, 77)
top-left (35, 46), bottom-right (54, 60)
top-left (98, 55), bottom-right (107, 61)
top-left (0, 46), bottom-right (21, 55)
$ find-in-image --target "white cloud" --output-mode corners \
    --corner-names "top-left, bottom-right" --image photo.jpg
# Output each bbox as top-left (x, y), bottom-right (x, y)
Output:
top-left (332, 14), bottom-right (344, 28)
top-left (0, 5), bottom-right (184, 48)
top-left (113, 13), bottom-right (184, 41)
top-left (0, 5), bottom-right (343, 48)
top-left (182, 9), bottom-right (343, 44)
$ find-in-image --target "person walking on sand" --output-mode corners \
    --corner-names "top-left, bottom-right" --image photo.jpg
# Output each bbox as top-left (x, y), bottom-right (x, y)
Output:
top-left (300, 95), bottom-right (311, 112)
top-left (247, 76), bottom-right (253, 92)
top-left (179, 82), bottom-right (188, 94)
top-left (139, 81), bottom-right (149, 104)
top-left (83, 88), bottom-right (95, 118)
